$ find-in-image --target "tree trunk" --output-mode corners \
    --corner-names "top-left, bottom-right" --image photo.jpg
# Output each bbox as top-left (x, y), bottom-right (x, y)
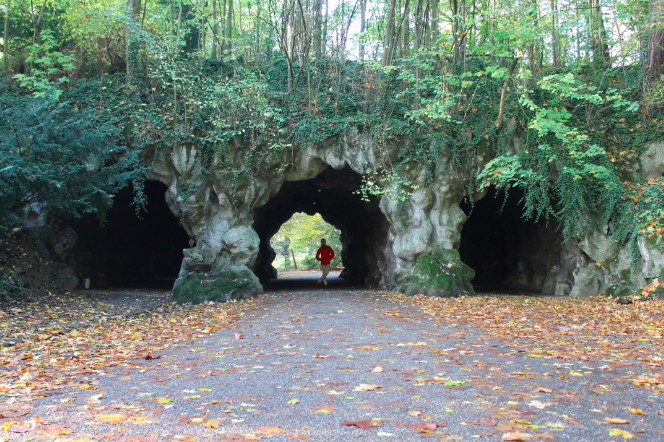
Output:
top-left (383, 0), bottom-right (397, 65)
top-left (226, 0), bottom-right (233, 54)
top-left (313, 0), bottom-right (322, 59)
top-left (550, 0), bottom-right (558, 67)
top-left (588, 0), bottom-right (610, 65)
top-left (3, 0), bottom-right (10, 71)
top-left (359, 0), bottom-right (365, 61)
top-left (645, 0), bottom-right (664, 89)
top-left (126, 0), bottom-right (142, 81)
top-left (212, 0), bottom-right (218, 57)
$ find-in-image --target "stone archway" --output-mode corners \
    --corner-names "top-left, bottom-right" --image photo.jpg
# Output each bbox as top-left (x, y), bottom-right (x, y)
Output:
top-left (252, 165), bottom-right (392, 286)
top-left (148, 129), bottom-right (475, 302)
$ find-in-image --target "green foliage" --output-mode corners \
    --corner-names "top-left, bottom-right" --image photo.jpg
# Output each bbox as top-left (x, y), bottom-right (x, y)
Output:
top-left (0, 267), bottom-right (25, 303)
top-left (13, 31), bottom-right (75, 99)
top-left (0, 97), bottom-right (143, 229)
top-left (356, 167), bottom-right (420, 202)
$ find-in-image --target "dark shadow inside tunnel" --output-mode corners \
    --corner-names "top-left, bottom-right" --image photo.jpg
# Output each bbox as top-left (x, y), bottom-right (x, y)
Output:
top-left (252, 165), bottom-right (392, 288)
top-left (68, 180), bottom-right (190, 289)
top-left (459, 186), bottom-right (563, 294)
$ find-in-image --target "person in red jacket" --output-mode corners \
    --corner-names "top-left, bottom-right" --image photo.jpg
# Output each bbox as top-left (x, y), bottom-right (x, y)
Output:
top-left (315, 238), bottom-right (335, 288)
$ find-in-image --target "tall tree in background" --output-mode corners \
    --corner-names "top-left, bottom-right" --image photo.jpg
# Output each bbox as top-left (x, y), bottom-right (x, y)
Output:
top-left (3, 0), bottom-right (9, 70)
top-left (645, 0), bottom-right (663, 92)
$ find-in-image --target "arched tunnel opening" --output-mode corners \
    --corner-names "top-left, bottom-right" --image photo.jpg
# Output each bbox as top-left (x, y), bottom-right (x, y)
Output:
top-left (459, 186), bottom-right (563, 294)
top-left (252, 165), bottom-right (392, 287)
top-left (68, 180), bottom-right (190, 288)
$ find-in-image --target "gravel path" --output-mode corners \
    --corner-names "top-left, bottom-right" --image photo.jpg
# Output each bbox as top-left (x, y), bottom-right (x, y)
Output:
top-left (3, 276), bottom-right (663, 441)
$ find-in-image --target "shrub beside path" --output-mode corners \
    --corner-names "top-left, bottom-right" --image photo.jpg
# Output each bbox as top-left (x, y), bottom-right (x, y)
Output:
top-left (1, 276), bottom-right (663, 441)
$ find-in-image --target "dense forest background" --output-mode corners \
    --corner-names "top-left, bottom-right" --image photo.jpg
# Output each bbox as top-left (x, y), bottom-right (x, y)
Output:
top-left (0, 0), bottom-right (663, 251)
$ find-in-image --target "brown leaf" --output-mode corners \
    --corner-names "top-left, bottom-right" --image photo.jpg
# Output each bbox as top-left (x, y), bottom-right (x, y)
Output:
top-left (314, 353), bottom-right (329, 359)
top-left (235, 331), bottom-right (245, 340)
top-left (341, 420), bottom-right (380, 429)
top-left (628, 408), bottom-right (647, 416)
top-left (604, 417), bottom-right (630, 424)
top-left (145, 354), bottom-right (161, 360)
top-left (371, 366), bottom-right (384, 373)
top-left (257, 426), bottom-right (288, 434)
top-left (288, 435), bottom-right (311, 440)
top-left (95, 413), bottom-right (127, 424)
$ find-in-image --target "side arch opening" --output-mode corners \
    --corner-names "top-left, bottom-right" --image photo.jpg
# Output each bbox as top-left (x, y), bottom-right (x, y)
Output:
top-left (459, 186), bottom-right (563, 294)
top-left (68, 180), bottom-right (190, 288)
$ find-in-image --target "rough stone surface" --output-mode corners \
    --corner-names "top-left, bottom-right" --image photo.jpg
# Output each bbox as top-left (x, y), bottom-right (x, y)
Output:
top-left (637, 142), bottom-right (664, 179)
top-left (172, 269), bottom-right (261, 304)
top-left (143, 128), bottom-right (664, 301)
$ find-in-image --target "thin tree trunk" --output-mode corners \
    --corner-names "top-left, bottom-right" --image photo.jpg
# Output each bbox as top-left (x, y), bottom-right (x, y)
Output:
top-left (212, 0), bottom-right (218, 57)
top-left (126, 0), bottom-right (142, 81)
top-left (401, 0), bottom-right (410, 58)
top-left (383, 0), bottom-right (397, 65)
top-left (359, 0), bottom-right (365, 61)
top-left (3, 0), bottom-right (10, 71)
top-left (313, 0), bottom-right (322, 58)
top-left (226, 0), bottom-right (233, 54)
top-left (645, 0), bottom-right (664, 90)
top-left (550, 0), bottom-right (558, 67)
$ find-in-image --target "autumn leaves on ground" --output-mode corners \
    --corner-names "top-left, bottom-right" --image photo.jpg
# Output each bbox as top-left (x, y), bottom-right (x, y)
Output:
top-left (1, 287), bottom-right (663, 441)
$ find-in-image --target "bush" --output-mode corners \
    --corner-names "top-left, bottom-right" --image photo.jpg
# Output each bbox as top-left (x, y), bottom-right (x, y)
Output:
top-left (0, 97), bottom-right (143, 229)
top-left (0, 267), bottom-right (25, 303)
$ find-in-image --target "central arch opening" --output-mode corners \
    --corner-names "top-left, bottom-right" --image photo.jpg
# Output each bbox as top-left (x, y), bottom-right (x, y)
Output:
top-left (459, 186), bottom-right (563, 294)
top-left (252, 165), bottom-right (392, 288)
top-left (271, 213), bottom-right (342, 272)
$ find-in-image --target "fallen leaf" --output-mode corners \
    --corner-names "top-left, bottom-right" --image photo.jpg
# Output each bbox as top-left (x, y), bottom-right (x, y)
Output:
top-left (410, 423), bottom-right (440, 433)
top-left (609, 428), bottom-right (634, 439)
top-left (257, 426), bottom-right (288, 434)
top-left (204, 419), bottom-right (221, 429)
top-left (95, 414), bottom-right (127, 425)
top-left (604, 417), bottom-right (630, 424)
top-left (372, 366), bottom-right (384, 373)
top-left (341, 420), bottom-right (380, 429)
top-left (235, 331), bottom-right (245, 340)
top-left (528, 400), bottom-right (548, 409)
top-left (628, 408), bottom-right (647, 416)
top-left (353, 384), bottom-right (381, 391)
top-left (502, 432), bottom-right (532, 441)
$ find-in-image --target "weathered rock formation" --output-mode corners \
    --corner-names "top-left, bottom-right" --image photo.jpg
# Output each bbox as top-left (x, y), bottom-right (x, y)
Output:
top-left (136, 130), bottom-right (664, 302)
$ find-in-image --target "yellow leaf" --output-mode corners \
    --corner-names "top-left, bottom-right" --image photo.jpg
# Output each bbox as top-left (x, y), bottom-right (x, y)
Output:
top-left (155, 397), bottom-right (173, 404)
top-left (204, 419), bottom-right (221, 429)
top-left (609, 428), bottom-right (634, 439)
top-left (199, 388), bottom-right (212, 392)
top-left (628, 408), bottom-right (647, 415)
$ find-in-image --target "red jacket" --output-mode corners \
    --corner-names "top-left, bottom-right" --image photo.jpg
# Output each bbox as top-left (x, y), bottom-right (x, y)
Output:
top-left (316, 245), bottom-right (335, 265)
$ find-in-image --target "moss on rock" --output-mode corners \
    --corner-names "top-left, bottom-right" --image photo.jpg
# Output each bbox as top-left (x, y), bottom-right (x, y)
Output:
top-left (172, 269), bottom-right (262, 304)
top-left (399, 249), bottom-right (475, 297)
